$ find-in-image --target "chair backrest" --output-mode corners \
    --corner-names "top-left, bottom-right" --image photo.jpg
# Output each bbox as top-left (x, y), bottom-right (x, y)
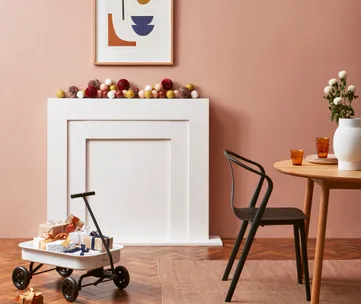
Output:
top-left (224, 149), bottom-right (273, 222)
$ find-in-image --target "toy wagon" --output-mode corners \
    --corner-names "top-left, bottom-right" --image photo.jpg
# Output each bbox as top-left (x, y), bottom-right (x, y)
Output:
top-left (12, 192), bottom-right (130, 302)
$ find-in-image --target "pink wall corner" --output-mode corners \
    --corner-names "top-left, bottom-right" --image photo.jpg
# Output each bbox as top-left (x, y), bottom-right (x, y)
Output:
top-left (1, 0), bottom-right (361, 238)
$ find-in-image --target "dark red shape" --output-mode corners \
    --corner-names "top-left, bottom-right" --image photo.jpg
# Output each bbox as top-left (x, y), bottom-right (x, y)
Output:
top-left (161, 78), bottom-right (173, 90)
top-left (117, 79), bottom-right (130, 91)
top-left (85, 86), bottom-right (97, 98)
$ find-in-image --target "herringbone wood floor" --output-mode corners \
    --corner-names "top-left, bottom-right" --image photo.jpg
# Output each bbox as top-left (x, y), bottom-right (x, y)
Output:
top-left (1, 238), bottom-right (361, 303)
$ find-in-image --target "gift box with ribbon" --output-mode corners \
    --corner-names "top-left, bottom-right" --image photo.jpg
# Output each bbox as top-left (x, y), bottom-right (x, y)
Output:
top-left (83, 231), bottom-right (113, 252)
top-left (15, 287), bottom-right (43, 304)
top-left (40, 233), bottom-right (75, 252)
top-left (65, 214), bottom-right (84, 233)
top-left (69, 225), bottom-right (90, 244)
top-left (38, 220), bottom-right (67, 236)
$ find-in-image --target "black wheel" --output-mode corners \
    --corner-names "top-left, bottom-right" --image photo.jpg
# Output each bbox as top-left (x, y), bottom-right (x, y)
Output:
top-left (113, 266), bottom-right (130, 289)
top-left (56, 267), bottom-right (73, 278)
top-left (12, 266), bottom-right (30, 290)
top-left (62, 277), bottom-right (79, 302)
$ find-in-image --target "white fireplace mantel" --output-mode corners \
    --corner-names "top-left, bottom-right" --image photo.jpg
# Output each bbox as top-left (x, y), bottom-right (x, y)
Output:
top-left (47, 98), bottom-right (222, 246)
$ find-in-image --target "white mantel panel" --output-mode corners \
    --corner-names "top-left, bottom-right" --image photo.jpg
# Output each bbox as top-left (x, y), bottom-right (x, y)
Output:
top-left (68, 121), bottom-right (189, 242)
top-left (47, 98), bottom-right (222, 245)
top-left (87, 139), bottom-right (172, 242)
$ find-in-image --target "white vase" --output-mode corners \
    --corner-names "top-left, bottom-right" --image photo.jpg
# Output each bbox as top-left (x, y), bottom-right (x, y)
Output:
top-left (333, 118), bottom-right (361, 170)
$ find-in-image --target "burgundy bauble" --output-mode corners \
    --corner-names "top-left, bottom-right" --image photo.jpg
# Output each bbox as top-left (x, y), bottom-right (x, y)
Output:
top-left (158, 89), bottom-right (166, 98)
top-left (88, 79), bottom-right (101, 90)
top-left (115, 90), bottom-right (123, 98)
top-left (178, 86), bottom-right (191, 98)
top-left (117, 79), bottom-right (130, 91)
top-left (161, 78), bottom-right (173, 90)
top-left (85, 86), bottom-right (97, 98)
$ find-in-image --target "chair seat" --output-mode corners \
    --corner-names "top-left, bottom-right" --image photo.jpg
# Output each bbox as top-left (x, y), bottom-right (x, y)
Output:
top-left (234, 207), bottom-right (306, 225)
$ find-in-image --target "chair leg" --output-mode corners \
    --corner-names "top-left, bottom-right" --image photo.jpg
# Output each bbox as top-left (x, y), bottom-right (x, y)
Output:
top-left (225, 223), bottom-right (258, 302)
top-left (293, 224), bottom-right (302, 284)
top-left (299, 222), bottom-right (311, 301)
top-left (222, 221), bottom-right (248, 281)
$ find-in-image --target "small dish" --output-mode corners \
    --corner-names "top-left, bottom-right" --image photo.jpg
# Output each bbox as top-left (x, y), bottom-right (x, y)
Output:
top-left (305, 154), bottom-right (338, 165)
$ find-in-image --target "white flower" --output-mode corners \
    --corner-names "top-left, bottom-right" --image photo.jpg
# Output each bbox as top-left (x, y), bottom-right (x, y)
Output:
top-left (348, 85), bottom-right (356, 93)
top-left (324, 86), bottom-right (333, 95)
top-left (333, 97), bottom-right (342, 105)
top-left (338, 71), bottom-right (347, 79)
top-left (328, 78), bottom-right (338, 86)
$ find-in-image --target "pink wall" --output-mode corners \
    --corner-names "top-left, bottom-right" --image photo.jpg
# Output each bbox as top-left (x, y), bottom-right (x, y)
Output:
top-left (1, 0), bottom-right (361, 238)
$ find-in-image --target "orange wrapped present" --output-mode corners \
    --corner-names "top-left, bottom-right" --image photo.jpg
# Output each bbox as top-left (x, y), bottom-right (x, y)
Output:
top-left (65, 214), bottom-right (84, 233)
top-left (15, 287), bottom-right (43, 304)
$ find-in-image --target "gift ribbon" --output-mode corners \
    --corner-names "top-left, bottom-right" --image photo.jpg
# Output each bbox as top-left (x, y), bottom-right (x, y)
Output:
top-left (42, 232), bottom-right (70, 247)
top-left (89, 231), bottom-right (110, 250)
top-left (65, 214), bottom-right (84, 233)
top-left (65, 244), bottom-right (89, 256)
top-left (15, 287), bottom-right (43, 304)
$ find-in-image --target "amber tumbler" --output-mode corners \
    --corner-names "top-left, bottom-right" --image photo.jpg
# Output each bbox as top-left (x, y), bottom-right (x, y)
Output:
top-left (290, 149), bottom-right (304, 165)
top-left (316, 137), bottom-right (330, 158)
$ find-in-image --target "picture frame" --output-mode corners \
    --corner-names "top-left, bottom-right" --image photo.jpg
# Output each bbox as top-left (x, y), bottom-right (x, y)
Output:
top-left (93, 0), bottom-right (174, 66)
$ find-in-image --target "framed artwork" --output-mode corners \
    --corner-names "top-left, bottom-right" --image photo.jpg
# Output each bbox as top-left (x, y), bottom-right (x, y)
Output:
top-left (94, 0), bottom-right (174, 65)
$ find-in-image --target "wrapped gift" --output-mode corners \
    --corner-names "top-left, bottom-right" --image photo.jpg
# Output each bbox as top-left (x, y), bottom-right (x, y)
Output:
top-left (65, 214), bottom-right (84, 233)
top-left (69, 231), bottom-right (88, 244)
top-left (65, 244), bottom-right (99, 256)
top-left (69, 226), bottom-right (90, 244)
top-left (15, 287), bottom-right (43, 304)
top-left (83, 231), bottom-right (113, 252)
top-left (33, 237), bottom-right (45, 249)
top-left (40, 233), bottom-right (75, 252)
top-left (38, 221), bottom-right (67, 236)
top-left (44, 240), bottom-right (75, 252)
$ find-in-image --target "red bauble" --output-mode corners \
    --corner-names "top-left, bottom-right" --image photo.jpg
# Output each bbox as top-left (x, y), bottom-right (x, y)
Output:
top-left (115, 90), bottom-right (123, 98)
top-left (117, 79), bottom-right (130, 91)
top-left (85, 86), bottom-right (97, 98)
top-left (158, 89), bottom-right (166, 98)
top-left (161, 78), bottom-right (173, 90)
top-left (102, 91), bottom-right (108, 98)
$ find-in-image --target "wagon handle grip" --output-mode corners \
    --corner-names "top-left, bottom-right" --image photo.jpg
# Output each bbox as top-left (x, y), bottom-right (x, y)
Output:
top-left (70, 191), bottom-right (95, 199)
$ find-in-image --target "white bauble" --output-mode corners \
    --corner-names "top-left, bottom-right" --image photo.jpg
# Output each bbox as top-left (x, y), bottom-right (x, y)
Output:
top-left (77, 91), bottom-right (85, 99)
top-left (191, 90), bottom-right (199, 98)
top-left (107, 91), bottom-right (115, 99)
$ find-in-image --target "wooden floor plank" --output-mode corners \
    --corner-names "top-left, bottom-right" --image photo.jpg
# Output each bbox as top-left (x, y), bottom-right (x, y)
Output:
top-left (1, 238), bottom-right (361, 303)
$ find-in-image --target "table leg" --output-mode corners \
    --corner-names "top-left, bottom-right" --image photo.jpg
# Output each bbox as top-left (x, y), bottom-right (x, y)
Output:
top-left (303, 178), bottom-right (314, 240)
top-left (311, 184), bottom-right (330, 304)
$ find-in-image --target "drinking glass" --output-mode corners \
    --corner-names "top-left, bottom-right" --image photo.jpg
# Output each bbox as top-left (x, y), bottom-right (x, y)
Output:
top-left (316, 137), bottom-right (330, 158)
top-left (290, 149), bottom-right (304, 165)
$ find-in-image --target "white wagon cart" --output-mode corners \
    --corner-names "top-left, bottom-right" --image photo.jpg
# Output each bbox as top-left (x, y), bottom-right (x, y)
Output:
top-left (12, 192), bottom-right (130, 302)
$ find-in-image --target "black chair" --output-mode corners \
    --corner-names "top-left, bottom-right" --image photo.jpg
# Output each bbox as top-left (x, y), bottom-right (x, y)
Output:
top-left (222, 150), bottom-right (310, 302)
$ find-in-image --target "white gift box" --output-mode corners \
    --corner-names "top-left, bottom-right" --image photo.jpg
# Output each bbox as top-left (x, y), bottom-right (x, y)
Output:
top-left (45, 240), bottom-right (75, 253)
top-left (33, 237), bottom-right (45, 249)
top-left (69, 231), bottom-right (88, 245)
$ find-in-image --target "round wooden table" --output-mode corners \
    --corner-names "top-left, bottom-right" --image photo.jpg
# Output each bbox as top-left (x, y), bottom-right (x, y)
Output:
top-left (274, 160), bottom-right (361, 304)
